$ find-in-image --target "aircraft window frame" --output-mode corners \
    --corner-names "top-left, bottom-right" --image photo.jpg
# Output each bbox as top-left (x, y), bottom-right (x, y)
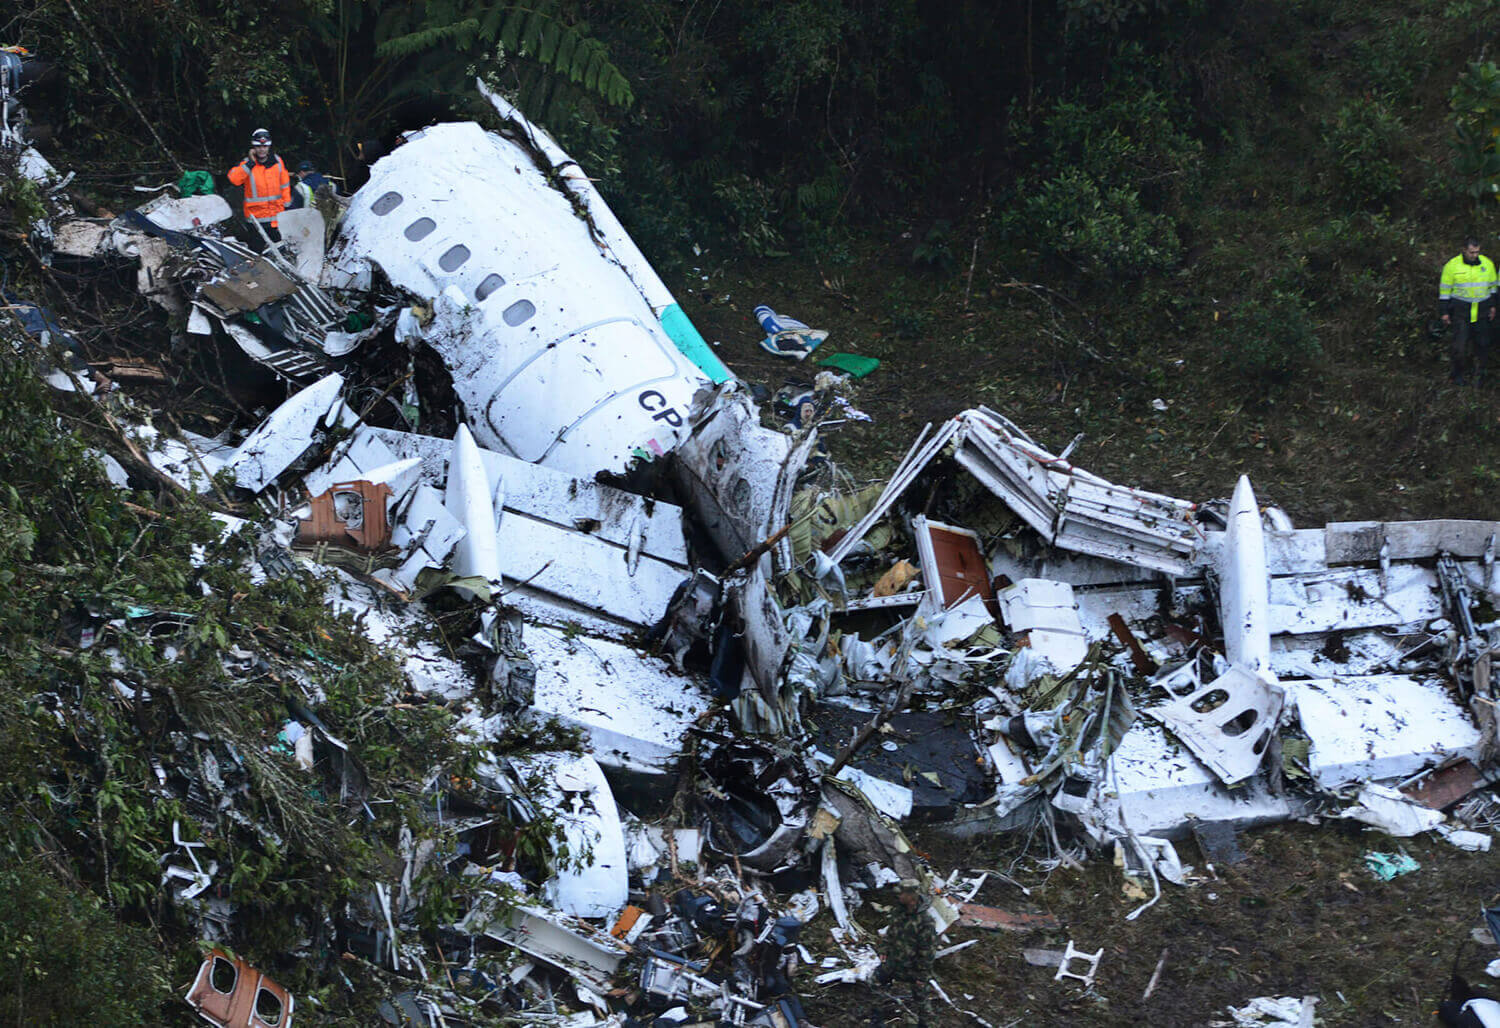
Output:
top-left (370, 191), bottom-right (404, 216)
top-left (253, 985), bottom-right (285, 1026)
top-left (438, 244), bottom-right (471, 272)
top-left (404, 218), bottom-right (436, 241)
top-left (475, 273), bottom-right (506, 301)
top-left (502, 299), bottom-right (536, 326)
top-left (208, 956), bottom-right (237, 994)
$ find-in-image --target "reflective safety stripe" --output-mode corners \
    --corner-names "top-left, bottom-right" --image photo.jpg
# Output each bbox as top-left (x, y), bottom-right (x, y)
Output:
top-left (1440, 255), bottom-right (1497, 324)
top-left (244, 158), bottom-right (287, 203)
top-left (1445, 282), bottom-right (1496, 301)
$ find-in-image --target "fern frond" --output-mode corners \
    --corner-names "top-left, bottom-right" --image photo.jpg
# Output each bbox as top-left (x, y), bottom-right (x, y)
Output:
top-left (521, 10), bottom-right (545, 55)
top-left (554, 29), bottom-right (579, 73)
top-left (376, 18), bottom-right (481, 58)
top-left (500, 6), bottom-right (528, 51)
top-left (370, 1), bottom-right (632, 109)
top-left (538, 21), bottom-right (560, 64)
top-left (477, 3), bottom-right (506, 43)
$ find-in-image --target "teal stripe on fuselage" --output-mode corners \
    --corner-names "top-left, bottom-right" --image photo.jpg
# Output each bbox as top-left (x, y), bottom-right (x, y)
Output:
top-left (660, 304), bottom-right (732, 384)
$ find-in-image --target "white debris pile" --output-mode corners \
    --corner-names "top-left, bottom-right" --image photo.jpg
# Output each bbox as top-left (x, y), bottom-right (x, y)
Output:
top-left (11, 61), bottom-right (1500, 1026)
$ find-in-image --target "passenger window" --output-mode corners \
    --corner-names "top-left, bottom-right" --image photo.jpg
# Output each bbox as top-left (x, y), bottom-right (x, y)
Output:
top-left (209, 956), bottom-right (237, 993)
top-left (503, 299), bottom-right (535, 326)
top-left (404, 218), bottom-right (435, 241)
top-left (476, 273), bottom-right (506, 301)
top-left (254, 987), bottom-right (284, 1026)
top-left (370, 191), bottom-right (403, 215)
top-left (438, 244), bottom-right (471, 272)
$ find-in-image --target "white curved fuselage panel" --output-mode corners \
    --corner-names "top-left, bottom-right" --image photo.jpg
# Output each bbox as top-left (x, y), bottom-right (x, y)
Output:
top-left (330, 122), bottom-right (709, 476)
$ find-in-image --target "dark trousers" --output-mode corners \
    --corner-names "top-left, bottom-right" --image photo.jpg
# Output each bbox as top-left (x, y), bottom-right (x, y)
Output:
top-left (242, 219), bottom-right (282, 252)
top-left (1450, 309), bottom-right (1493, 383)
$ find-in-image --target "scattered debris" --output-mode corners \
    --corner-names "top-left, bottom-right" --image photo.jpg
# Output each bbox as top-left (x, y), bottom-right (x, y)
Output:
top-left (755, 304), bottom-right (828, 360)
top-left (11, 65), bottom-right (1500, 1027)
top-left (1364, 851), bottom-right (1421, 880)
top-left (1218, 994), bottom-right (1319, 1027)
top-left (185, 950), bottom-right (294, 1028)
top-left (1053, 939), bottom-right (1103, 988)
top-left (954, 903), bottom-right (1059, 933)
top-left (1193, 821), bottom-right (1248, 867)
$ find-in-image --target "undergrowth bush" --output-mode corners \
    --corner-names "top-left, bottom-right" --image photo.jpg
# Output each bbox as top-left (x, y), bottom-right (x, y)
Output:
top-left (1351, 17), bottom-right (1433, 104)
top-left (1004, 83), bottom-right (1198, 280)
top-left (1449, 59), bottom-right (1500, 207)
top-left (1323, 99), bottom-right (1405, 210)
top-left (1009, 168), bottom-right (1181, 279)
top-left (1218, 290), bottom-right (1323, 381)
top-left (0, 340), bottom-right (548, 1020)
top-left (711, 173), bottom-right (788, 256)
top-left (0, 859), bottom-right (169, 1024)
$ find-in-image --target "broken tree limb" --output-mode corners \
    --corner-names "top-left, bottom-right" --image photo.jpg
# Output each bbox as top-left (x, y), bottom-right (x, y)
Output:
top-left (340, 953), bottom-right (489, 1019)
top-left (823, 674), bottom-right (918, 779)
top-left (166, 413), bottom-right (236, 511)
top-left (90, 362), bottom-right (168, 382)
top-left (722, 522), bottom-right (792, 576)
top-left (824, 628), bottom-right (920, 778)
top-left (27, 336), bottom-right (216, 507)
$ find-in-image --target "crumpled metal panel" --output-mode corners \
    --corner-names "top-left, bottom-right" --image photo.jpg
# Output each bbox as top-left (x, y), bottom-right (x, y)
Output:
top-left (949, 408), bottom-right (1202, 576)
top-left (1145, 665), bottom-right (1284, 785)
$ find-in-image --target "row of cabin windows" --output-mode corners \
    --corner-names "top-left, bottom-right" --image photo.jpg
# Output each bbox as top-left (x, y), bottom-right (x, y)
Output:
top-left (370, 191), bottom-right (535, 326)
top-left (207, 956), bottom-right (286, 1025)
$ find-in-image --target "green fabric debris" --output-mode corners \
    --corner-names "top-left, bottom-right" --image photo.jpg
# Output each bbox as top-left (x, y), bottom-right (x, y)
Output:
top-left (343, 310), bottom-right (374, 332)
top-left (1364, 851), bottom-right (1419, 880)
top-left (413, 568), bottom-right (495, 602)
top-left (1280, 737), bottom-right (1311, 779)
top-left (787, 482), bottom-right (891, 567)
top-left (176, 170), bottom-right (216, 197)
top-left (815, 352), bottom-right (880, 378)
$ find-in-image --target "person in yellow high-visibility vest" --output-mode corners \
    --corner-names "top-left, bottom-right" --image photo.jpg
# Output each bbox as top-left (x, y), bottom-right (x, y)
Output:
top-left (227, 127), bottom-right (291, 246)
top-left (1439, 235), bottom-right (1498, 385)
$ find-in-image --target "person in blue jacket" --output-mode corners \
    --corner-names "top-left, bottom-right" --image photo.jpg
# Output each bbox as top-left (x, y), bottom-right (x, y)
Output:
top-left (288, 161), bottom-right (330, 210)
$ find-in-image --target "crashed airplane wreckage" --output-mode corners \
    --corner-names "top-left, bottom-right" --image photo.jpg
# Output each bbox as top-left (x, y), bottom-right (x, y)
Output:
top-left (12, 65), bottom-right (1500, 1024)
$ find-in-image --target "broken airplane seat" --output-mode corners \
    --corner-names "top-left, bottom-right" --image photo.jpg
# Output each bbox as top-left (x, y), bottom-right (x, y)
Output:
top-left (185, 949), bottom-right (294, 1028)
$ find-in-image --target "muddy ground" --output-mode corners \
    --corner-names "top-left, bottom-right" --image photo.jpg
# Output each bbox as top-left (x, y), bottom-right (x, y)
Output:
top-left (684, 246), bottom-right (1500, 1027)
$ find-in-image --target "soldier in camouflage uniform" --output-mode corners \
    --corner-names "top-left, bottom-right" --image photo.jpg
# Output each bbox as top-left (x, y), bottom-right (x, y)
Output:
top-left (878, 878), bottom-right (937, 1026)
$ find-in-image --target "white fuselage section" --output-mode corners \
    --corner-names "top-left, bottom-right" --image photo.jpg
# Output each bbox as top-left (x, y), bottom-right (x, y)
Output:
top-left (329, 122), bottom-right (711, 478)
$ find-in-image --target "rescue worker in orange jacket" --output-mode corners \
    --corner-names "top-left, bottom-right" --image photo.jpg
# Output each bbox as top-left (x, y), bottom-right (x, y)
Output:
top-left (227, 127), bottom-right (291, 242)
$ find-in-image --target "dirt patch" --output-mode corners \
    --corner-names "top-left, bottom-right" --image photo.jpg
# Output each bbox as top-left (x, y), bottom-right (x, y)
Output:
top-left (682, 246), bottom-right (1500, 1027)
top-left (793, 822), bottom-right (1496, 1027)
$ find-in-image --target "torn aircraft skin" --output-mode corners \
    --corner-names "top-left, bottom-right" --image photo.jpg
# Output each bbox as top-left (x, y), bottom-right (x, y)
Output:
top-left (20, 64), bottom-right (1500, 1025)
top-left (325, 106), bottom-right (721, 478)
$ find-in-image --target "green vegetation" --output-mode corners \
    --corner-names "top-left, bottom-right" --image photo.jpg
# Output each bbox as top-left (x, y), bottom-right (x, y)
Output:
top-left (1450, 59), bottom-right (1500, 207)
top-left (0, 338), bottom-right (576, 1022)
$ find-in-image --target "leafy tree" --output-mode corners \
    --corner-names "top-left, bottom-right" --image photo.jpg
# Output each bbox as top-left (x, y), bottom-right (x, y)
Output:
top-left (1449, 59), bottom-right (1500, 208)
